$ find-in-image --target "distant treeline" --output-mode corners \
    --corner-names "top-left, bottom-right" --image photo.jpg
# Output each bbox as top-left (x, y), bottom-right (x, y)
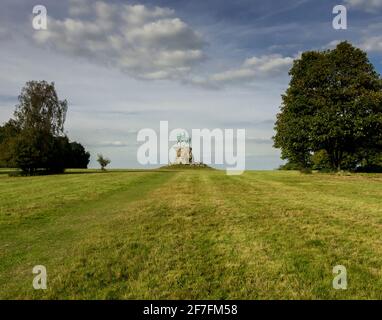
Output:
top-left (0, 81), bottom-right (90, 174)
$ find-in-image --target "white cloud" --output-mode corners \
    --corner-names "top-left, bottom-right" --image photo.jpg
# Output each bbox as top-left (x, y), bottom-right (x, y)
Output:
top-left (92, 141), bottom-right (130, 148)
top-left (324, 40), bottom-right (342, 49)
top-left (192, 54), bottom-right (294, 87)
top-left (359, 36), bottom-right (382, 52)
top-left (344, 0), bottom-right (382, 12)
top-left (122, 4), bottom-right (175, 26)
top-left (243, 54), bottom-right (294, 73)
top-left (33, 1), bottom-right (205, 81)
top-left (69, 0), bottom-right (92, 16)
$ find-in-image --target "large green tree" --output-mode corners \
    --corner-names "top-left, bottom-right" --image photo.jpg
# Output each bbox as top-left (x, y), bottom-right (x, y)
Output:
top-left (12, 81), bottom-right (68, 173)
top-left (0, 81), bottom-right (90, 174)
top-left (274, 42), bottom-right (382, 171)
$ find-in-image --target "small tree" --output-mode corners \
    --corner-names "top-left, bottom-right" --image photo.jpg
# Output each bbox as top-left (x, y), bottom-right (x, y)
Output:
top-left (97, 154), bottom-right (110, 171)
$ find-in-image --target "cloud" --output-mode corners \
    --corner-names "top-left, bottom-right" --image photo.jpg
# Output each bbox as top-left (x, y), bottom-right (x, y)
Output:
top-left (68, 0), bottom-right (92, 16)
top-left (324, 40), bottom-right (343, 49)
top-left (247, 137), bottom-right (273, 144)
top-left (344, 0), bottom-right (382, 12)
top-left (243, 54), bottom-right (294, 73)
top-left (33, 1), bottom-right (205, 81)
top-left (191, 54), bottom-right (294, 88)
top-left (359, 36), bottom-right (382, 52)
top-left (89, 141), bottom-right (130, 148)
top-left (324, 32), bottom-right (382, 53)
top-left (0, 25), bottom-right (11, 41)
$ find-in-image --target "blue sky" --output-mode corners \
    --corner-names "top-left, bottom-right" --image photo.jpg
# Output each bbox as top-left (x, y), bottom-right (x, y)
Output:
top-left (0, 0), bottom-right (381, 169)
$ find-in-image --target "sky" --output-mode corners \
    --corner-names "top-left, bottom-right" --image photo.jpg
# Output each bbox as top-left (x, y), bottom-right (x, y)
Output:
top-left (0, 0), bottom-right (381, 169)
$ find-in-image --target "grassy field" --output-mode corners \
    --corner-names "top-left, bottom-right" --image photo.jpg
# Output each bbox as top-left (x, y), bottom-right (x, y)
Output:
top-left (1, 168), bottom-right (382, 299)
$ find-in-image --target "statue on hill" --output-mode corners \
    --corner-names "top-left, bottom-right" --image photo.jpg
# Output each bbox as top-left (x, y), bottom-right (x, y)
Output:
top-left (174, 132), bottom-right (193, 165)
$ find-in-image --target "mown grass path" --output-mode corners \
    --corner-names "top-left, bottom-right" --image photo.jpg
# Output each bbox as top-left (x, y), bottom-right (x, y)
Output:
top-left (1, 170), bottom-right (382, 299)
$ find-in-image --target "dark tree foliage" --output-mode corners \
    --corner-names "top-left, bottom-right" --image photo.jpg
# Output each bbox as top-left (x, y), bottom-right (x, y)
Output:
top-left (13, 128), bottom-right (53, 174)
top-left (67, 142), bottom-right (91, 169)
top-left (0, 120), bottom-right (20, 167)
top-left (274, 42), bottom-right (382, 171)
top-left (0, 81), bottom-right (90, 174)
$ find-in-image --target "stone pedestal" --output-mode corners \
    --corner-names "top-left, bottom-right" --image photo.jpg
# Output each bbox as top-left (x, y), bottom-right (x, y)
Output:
top-left (174, 146), bottom-right (193, 165)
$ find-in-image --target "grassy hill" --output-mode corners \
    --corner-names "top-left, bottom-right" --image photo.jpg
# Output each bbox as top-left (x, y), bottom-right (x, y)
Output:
top-left (1, 169), bottom-right (382, 299)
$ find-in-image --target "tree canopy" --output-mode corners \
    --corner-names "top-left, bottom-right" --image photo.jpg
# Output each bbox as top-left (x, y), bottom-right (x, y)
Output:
top-left (0, 81), bottom-right (90, 174)
top-left (14, 81), bottom-right (67, 136)
top-left (97, 154), bottom-right (111, 171)
top-left (274, 42), bottom-right (382, 171)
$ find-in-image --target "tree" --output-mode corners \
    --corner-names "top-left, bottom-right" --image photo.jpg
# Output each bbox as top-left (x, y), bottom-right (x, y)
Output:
top-left (11, 81), bottom-right (68, 173)
top-left (67, 142), bottom-right (90, 169)
top-left (0, 120), bottom-right (20, 167)
top-left (0, 81), bottom-right (90, 174)
top-left (97, 154), bottom-right (111, 171)
top-left (274, 42), bottom-right (382, 171)
top-left (12, 128), bottom-right (54, 174)
top-left (311, 150), bottom-right (331, 171)
top-left (14, 81), bottom-right (67, 136)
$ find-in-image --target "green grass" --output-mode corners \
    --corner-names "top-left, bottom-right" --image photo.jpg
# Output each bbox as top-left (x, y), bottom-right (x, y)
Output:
top-left (1, 169), bottom-right (382, 299)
